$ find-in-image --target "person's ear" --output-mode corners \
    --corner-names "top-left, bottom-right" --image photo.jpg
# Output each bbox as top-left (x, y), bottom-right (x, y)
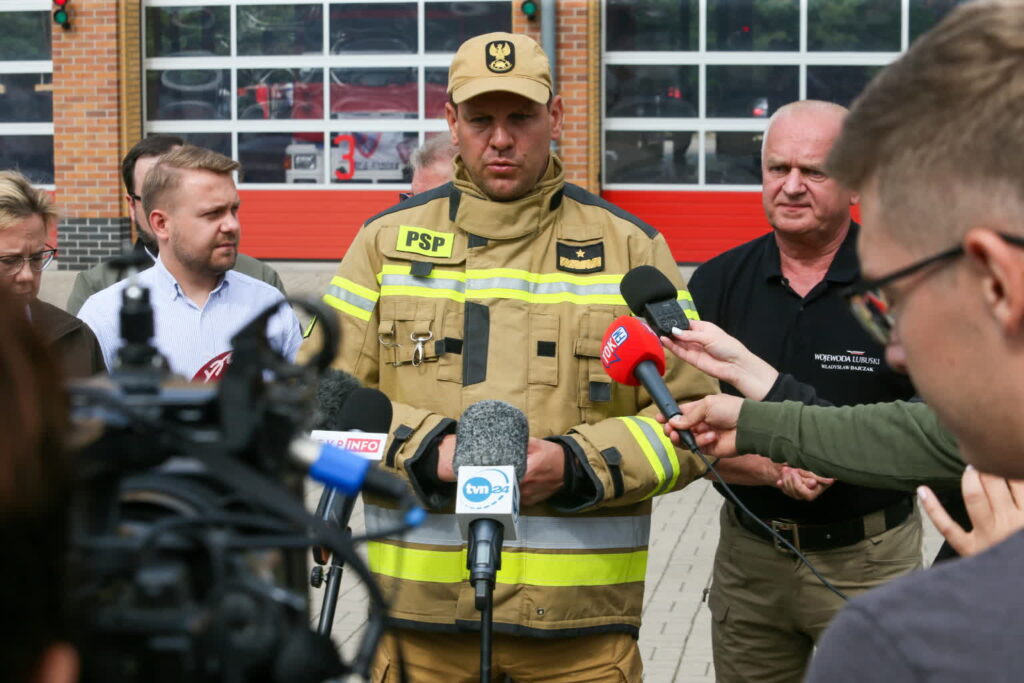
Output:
top-left (31, 643), bottom-right (79, 683)
top-left (548, 95), bottom-right (564, 142)
top-left (445, 102), bottom-right (459, 147)
top-left (964, 227), bottom-right (1024, 336)
top-left (148, 207), bottom-right (171, 242)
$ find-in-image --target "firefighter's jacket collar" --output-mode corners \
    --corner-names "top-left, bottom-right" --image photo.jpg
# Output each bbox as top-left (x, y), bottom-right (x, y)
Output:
top-left (450, 152), bottom-right (563, 240)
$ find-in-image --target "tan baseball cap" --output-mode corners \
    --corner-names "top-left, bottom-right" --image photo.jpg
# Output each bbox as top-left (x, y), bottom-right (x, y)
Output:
top-left (448, 32), bottom-right (552, 105)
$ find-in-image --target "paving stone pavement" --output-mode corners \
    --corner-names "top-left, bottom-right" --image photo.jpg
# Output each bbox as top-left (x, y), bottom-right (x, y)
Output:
top-left (41, 262), bottom-right (944, 682)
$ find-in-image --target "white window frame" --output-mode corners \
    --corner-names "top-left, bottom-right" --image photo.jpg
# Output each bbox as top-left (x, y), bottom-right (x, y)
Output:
top-left (0, 0), bottom-right (57, 189)
top-left (142, 0), bottom-right (509, 189)
top-left (602, 0), bottom-right (913, 192)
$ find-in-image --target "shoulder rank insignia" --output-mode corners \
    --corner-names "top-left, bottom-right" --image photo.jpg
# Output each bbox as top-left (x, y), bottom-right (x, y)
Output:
top-left (557, 242), bottom-right (605, 273)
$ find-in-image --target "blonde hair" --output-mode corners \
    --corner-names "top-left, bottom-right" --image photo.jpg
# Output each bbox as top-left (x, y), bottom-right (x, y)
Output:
top-left (829, 0), bottom-right (1024, 249)
top-left (142, 145), bottom-right (240, 216)
top-left (0, 170), bottom-right (57, 234)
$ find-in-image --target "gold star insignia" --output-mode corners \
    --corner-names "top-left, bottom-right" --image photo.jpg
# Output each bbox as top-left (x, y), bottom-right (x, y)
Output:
top-left (576, 249), bottom-right (585, 258)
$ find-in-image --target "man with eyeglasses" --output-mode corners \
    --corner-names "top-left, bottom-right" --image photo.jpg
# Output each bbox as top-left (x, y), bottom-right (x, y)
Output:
top-left (65, 135), bottom-right (285, 316)
top-left (683, 99), bottom-right (921, 683)
top-left (0, 170), bottom-right (103, 379)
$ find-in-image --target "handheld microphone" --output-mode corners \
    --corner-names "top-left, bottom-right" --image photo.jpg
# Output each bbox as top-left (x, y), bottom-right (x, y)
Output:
top-left (601, 315), bottom-right (702, 454)
top-left (310, 386), bottom-right (393, 564)
top-left (620, 265), bottom-right (692, 338)
top-left (453, 400), bottom-right (528, 607)
top-left (312, 368), bottom-right (363, 431)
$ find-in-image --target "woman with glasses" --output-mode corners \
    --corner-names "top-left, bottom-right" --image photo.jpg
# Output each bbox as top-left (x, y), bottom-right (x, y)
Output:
top-left (0, 170), bottom-right (103, 379)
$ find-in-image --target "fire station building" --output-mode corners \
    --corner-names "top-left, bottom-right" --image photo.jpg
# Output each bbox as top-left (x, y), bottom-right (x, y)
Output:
top-left (0, 0), bottom-right (963, 268)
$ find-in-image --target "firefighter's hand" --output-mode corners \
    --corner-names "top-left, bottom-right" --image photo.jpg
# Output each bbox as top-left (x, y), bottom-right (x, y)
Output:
top-left (436, 433), bottom-right (457, 483)
top-left (920, 466), bottom-right (1024, 557)
top-left (521, 437), bottom-right (566, 506)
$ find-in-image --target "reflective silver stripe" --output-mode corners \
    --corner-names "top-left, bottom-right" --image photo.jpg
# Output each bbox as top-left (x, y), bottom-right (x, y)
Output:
top-left (364, 504), bottom-right (650, 550)
top-left (380, 273), bottom-right (467, 294)
top-left (624, 416), bottom-right (676, 496)
top-left (325, 282), bottom-right (376, 314)
top-left (470, 276), bottom-right (621, 298)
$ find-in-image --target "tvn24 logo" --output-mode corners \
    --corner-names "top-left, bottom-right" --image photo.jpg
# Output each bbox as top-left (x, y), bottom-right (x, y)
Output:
top-left (461, 468), bottom-right (514, 511)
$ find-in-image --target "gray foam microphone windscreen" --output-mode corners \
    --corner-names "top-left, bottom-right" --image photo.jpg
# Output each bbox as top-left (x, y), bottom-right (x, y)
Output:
top-left (453, 400), bottom-right (529, 480)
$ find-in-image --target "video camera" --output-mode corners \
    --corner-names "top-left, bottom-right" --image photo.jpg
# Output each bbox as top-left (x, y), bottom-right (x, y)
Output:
top-left (66, 255), bottom-right (396, 682)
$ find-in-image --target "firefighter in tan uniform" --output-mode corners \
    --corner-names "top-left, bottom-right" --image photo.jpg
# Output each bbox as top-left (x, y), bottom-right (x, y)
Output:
top-left (309, 32), bottom-right (718, 681)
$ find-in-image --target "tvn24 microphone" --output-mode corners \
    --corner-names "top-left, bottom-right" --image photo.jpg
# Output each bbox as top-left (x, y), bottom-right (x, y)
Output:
top-left (453, 400), bottom-right (528, 576)
top-left (601, 315), bottom-right (702, 454)
top-left (620, 264), bottom-right (692, 337)
top-left (452, 399), bottom-right (528, 680)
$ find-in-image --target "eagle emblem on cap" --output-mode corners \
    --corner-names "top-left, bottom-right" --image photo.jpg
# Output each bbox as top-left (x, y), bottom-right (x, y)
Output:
top-left (486, 41), bottom-right (514, 73)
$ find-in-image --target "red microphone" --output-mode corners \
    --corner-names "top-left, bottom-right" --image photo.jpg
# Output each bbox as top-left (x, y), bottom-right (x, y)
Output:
top-left (601, 315), bottom-right (701, 453)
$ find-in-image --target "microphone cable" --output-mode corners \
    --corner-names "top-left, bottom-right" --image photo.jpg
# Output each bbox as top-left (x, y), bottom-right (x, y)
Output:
top-left (678, 433), bottom-right (849, 602)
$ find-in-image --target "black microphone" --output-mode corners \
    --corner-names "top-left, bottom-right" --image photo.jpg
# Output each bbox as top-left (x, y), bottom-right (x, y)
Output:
top-left (453, 400), bottom-right (528, 601)
top-left (620, 265), bottom-right (692, 338)
top-left (311, 385), bottom-right (393, 564)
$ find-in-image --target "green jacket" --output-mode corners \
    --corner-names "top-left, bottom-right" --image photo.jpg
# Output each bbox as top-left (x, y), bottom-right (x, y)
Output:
top-left (67, 248), bottom-right (286, 315)
top-left (737, 398), bottom-right (964, 491)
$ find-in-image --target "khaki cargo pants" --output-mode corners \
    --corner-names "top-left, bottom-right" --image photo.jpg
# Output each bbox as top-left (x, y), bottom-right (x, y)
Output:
top-left (709, 502), bottom-right (922, 683)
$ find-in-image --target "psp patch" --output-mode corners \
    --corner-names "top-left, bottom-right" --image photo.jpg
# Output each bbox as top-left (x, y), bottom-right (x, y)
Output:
top-left (397, 225), bottom-right (454, 258)
top-left (557, 242), bottom-right (604, 273)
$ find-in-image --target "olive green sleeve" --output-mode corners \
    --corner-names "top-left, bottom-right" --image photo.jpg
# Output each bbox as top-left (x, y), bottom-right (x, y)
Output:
top-left (736, 399), bottom-right (964, 491)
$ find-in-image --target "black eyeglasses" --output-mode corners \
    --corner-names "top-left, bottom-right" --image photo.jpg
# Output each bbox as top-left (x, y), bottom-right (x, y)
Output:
top-left (844, 232), bottom-right (1024, 344)
top-left (0, 246), bottom-right (58, 277)
top-left (128, 193), bottom-right (142, 202)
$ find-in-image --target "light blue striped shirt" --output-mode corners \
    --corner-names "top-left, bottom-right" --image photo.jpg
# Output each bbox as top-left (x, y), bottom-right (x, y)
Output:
top-left (79, 256), bottom-right (302, 379)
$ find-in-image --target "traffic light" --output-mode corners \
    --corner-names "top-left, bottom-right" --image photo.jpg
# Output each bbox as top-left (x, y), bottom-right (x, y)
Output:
top-left (521, 0), bottom-right (538, 21)
top-left (53, 0), bottom-right (70, 29)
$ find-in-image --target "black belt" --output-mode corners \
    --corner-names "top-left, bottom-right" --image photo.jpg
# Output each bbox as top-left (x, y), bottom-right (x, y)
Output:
top-left (733, 496), bottom-right (914, 553)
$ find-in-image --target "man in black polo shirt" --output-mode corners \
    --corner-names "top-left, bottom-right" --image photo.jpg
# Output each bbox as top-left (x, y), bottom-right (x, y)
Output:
top-left (686, 100), bottom-right (920, 683)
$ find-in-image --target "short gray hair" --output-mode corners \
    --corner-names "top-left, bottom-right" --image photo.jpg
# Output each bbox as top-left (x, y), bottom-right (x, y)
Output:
top-left (411, 136), bottom-right (457, 172)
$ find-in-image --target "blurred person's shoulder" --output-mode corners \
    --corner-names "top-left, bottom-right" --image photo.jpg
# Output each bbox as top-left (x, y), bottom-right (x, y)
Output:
top-left (811, 530), bottom-right (1024, 681)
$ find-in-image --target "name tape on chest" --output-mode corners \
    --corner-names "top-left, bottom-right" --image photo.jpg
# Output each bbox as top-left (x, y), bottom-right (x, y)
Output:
top-left (397, 225), bottom-right (454, 258)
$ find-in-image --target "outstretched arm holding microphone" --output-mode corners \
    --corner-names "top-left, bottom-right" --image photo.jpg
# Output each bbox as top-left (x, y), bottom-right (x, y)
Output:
top-left (657, 319), bottom-right (1024, 559)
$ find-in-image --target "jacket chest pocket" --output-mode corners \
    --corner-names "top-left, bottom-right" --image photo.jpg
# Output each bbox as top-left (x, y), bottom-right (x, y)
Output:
top-left (573, 310), bottom-right (621, 422)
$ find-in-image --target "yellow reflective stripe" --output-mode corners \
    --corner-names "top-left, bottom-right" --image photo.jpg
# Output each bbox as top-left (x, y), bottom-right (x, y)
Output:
top-left (331, 275), bottom-right (379, 302)
top-left (376, 265), bottom-right (627, 306)
top-left (380, 264), bottom-right (468, 282)
top-left (467, 288), bottom-right (625, 305)
top-left (619, 417), bottom-right (672, 499)
top-left (639, 416), bottom-right (683, 494)
top-left (323, 293), bottom-right (371, 321)
top-left (465, 267), bottom-right (623, 286)
top-left (368, 542), bottom-right (648, 586)
top-left (380, 285), bottom-right (466, 302)
top-left (676, 291), bottom-right (701, 321)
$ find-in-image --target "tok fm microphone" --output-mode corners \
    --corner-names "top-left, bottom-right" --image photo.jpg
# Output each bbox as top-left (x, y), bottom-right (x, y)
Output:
top-left (453, 400), bottom-right (528, 608)
top-left (620, 265), bottom-right (692, 338)
top-left (601, 315), bottom-right (702, 455)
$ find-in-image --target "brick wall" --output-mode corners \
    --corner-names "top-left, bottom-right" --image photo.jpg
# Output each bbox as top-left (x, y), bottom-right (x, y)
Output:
top-left (52, 0), bottom-right (130, 270)
top-left (58, 217), bottom-right (131, 270)
top-left (513, 1), bottom-right (599, 193)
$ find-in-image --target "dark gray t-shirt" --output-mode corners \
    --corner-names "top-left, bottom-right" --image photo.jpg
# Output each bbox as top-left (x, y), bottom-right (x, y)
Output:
top-left (807, 530), bottom-right (1024, 682)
